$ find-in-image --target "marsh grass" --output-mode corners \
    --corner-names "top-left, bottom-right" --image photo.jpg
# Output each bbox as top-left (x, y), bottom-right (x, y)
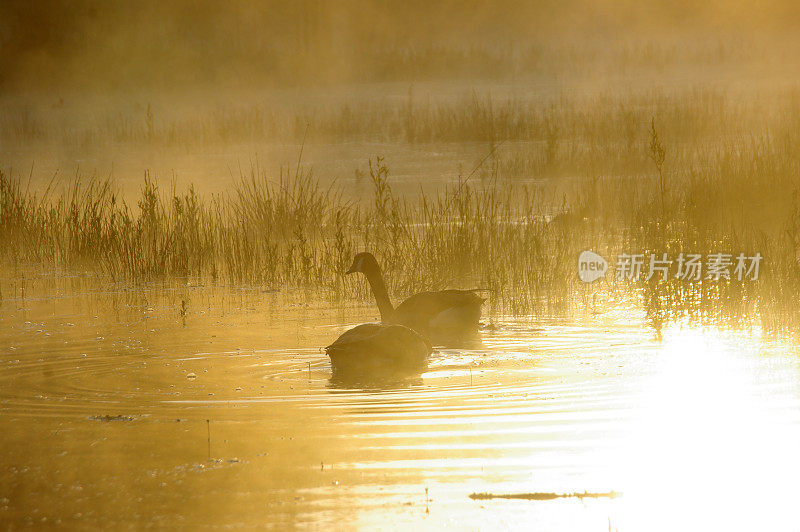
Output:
top-left (0, 84), bottom-right (783, 162)
top-left (5, 70), bottom-right (800, 334)
top-left (4, 126), bottom-right (800, 336)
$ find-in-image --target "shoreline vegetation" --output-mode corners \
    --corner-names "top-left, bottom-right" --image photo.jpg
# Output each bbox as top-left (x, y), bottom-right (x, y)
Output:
top-left (5, 84), bottom-right (800, 163)
top-left (3, 120), bottom-right (800, 337)
top-left (5, 36), bottom-right (800, 336)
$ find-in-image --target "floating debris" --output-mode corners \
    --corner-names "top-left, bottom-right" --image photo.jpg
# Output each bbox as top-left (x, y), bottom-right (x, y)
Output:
top-left (469, 491), bottom-right (622, 501)
top-left (186, 372), bottom-right (197, 379)
top-left (88, 415), bottom-right (135, 422)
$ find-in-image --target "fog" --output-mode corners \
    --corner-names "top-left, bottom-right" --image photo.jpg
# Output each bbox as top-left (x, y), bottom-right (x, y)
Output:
top-left (5, 3), bottom-right (800, 530)
top-left (2, 1), bottom-right (799, 198)
top-left (3, 0), bottom-right (800, 93)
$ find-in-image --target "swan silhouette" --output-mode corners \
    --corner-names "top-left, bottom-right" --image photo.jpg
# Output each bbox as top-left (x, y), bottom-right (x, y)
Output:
top-left (346, 252), bottom-right (484, 341)
top-left (326, 323), bottom-right (431, 375)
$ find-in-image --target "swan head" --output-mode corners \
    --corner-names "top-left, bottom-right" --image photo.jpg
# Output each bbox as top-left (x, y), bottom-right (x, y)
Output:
top-left (346, 252), bottom-right (378, 275)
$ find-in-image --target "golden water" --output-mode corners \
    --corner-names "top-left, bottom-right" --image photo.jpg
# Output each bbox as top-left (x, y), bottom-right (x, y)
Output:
top-left (1, 279), bottom-right (799, 530)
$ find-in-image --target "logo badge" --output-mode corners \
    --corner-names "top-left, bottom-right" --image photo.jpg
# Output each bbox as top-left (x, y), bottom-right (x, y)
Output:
top-left (578, 250), bottom-right (608, 283)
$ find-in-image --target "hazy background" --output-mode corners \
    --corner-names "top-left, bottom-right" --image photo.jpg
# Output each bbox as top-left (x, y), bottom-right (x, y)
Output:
top-left (2, 0), bottom-right (800, 92)
top-left (2, 0), bottom-right (800, 198)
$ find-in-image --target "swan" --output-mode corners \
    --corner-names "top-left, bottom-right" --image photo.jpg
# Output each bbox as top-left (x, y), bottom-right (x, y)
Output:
top-left (326, 323), bottom-right (432, 374)
top-left (346, 252), bottom-right (484, 340)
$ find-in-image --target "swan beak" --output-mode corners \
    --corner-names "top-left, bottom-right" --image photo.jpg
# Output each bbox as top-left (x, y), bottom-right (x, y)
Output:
top-left (346, 255), bottom-right (363, 274)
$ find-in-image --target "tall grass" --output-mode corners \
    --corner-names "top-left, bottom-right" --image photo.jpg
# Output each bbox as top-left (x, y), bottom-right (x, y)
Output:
top-left (1, 83), bottom-right (788, 160)
top-left (4, 127), bottom-right (800, 335)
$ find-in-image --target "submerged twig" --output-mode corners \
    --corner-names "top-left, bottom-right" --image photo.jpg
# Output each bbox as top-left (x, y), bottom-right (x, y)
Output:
top-left (469, 491), bottom-right (622, 501)
top-left (206, 419), bottom-right (212, 461)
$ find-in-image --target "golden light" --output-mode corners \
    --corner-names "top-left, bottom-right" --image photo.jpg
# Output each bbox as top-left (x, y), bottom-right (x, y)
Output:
top-left (616, 326), bottom-right (800, 531)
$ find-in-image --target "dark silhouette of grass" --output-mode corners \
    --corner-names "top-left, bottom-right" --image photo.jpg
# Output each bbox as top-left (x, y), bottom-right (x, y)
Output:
top-left (4, 121), bottom-right (800, 335)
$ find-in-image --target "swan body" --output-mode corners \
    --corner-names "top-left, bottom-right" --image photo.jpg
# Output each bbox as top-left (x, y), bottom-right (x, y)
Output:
top-left (326, 323), bottom-right (432, 374)
top-left (346, 252), bottom-right (484, 340)
top-left (392, 289), bottom-right (484, 334)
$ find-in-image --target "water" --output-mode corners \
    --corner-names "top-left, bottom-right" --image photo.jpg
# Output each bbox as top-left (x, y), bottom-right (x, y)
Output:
top-left (1, 277), bottom-right (799, 530)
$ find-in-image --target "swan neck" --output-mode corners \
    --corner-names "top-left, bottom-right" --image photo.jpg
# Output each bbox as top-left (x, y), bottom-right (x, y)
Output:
top-left (364, 266), bottom-right (394, 321)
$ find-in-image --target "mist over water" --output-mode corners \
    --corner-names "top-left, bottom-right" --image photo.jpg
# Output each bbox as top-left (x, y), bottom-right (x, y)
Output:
top-left (4, 1), bottom-right (800, 197)
top-left (4, 2), bottom-right (800, 530)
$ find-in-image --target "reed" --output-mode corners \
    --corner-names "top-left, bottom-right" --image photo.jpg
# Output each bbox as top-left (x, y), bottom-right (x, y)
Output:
top-left (0, 82), bottom-right (785, 161)
top-left (3, 128), bottom-right (800, 336)
top-left (6, 64), bottom-right (800, 334)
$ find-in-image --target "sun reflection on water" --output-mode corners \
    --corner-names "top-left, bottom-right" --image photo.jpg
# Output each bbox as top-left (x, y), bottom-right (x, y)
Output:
top-left (3, 283), bottom-right (800, 530)
top-left (617, 326), bottom-right (800, 531)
